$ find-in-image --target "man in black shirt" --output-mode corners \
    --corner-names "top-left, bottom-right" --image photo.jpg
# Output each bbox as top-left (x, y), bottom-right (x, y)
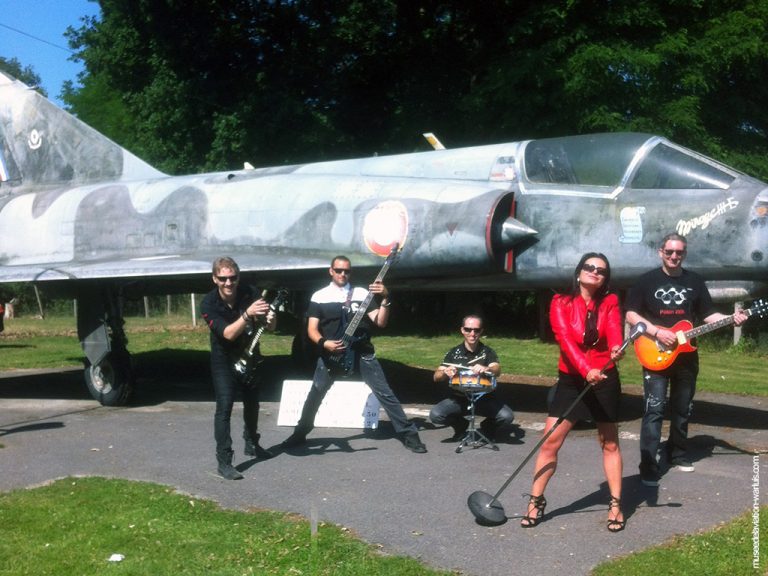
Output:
top-left (431, 315), bottom-right (513, 441)
top-left (201, 256), bottom-right (276, 480)
top-left (283, 255), bottom-right (426, 453)
top-left (626, 234), bottom-right (747, 486)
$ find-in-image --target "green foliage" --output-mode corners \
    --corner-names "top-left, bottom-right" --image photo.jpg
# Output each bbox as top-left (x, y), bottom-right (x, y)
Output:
top-left (58, 1), bottom-right (768, 178)
top-left (0, 57), bottom-right (45, 96)
top-left (60, 74), bottom-right (137, 156)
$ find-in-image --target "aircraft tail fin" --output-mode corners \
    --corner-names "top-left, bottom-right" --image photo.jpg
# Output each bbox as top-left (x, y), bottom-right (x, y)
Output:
top-left (0, 71), bottom-right (166, 190)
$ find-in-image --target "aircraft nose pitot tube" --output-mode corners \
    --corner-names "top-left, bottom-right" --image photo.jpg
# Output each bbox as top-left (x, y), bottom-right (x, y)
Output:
top-left (500, 217), bottom-right (538, 250)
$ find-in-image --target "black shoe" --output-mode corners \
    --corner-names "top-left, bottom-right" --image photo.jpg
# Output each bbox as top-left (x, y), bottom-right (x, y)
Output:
top-left (520, 494), bottom-right (547, 528)
top-left (449, 419), bottom-right (469, 441)
top-left (640, 466), bottom-right (660, 487)
top-left (282, 431), bottom-right (307, 448)
top-left (479, 421), bottom-right (497, 441)
top-left (216, 451), bottom-right (244, 480)
top-left (217, 462), bottom-right (244, 480)
top-left (403, 432), bottom-right (427, 453)
top-left (245, 442), bottom-right (274, 460)
top-left (607, 495), bottom-right (626, 533)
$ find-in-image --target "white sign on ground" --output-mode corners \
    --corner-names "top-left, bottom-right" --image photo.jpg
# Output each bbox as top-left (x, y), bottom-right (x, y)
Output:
top-left (277, 380), bottom-right (380, 429)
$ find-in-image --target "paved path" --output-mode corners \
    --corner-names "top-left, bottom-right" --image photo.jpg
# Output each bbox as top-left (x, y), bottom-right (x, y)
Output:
top-left (0, 361), bottom-right (765, 575)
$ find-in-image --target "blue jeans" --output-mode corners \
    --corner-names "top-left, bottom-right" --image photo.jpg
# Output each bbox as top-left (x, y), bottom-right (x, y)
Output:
top-left (639, 354), bottom-right (698, 471)
top-left (296, 354), bottom-right (417, 436)
top-left (211, 354), bottom-right (262, 457)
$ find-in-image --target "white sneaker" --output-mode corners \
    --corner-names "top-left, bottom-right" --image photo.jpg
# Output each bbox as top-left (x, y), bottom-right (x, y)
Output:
top-left (671, 458), bottom-right (695, 472)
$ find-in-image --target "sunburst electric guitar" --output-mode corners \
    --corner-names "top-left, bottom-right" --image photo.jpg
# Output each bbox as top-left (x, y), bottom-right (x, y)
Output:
top-left (634, 298), bottom-right (767, 370)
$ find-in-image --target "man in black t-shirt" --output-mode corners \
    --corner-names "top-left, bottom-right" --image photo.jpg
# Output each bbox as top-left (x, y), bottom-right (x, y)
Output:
top-left (282, 255), bottom-right (426, 453)
top-left (201, 256), bottom-right (276, 480)
top-left (626, 233), bottom-right (747, 486)
top-left (431, 315), bottom-right (514, 442)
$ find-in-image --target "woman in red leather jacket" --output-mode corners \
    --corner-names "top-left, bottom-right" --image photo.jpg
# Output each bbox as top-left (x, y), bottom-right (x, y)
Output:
top-left (521, 252), bottom-right (626, 532)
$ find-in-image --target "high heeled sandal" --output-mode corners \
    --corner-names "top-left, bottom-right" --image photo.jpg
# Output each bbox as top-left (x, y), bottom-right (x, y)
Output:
top-left (607, 495), bottom-right (626, 533)
top-left (520, 494), bottom-right (547, 528)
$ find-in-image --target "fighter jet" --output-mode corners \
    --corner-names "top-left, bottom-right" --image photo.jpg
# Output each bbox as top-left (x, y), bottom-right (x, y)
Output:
top-left (1, 71), bottom-right (766, 405)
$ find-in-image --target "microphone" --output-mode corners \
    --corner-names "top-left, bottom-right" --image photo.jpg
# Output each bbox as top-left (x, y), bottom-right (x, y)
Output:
top-left (617, 322), bottom-right (647, 354)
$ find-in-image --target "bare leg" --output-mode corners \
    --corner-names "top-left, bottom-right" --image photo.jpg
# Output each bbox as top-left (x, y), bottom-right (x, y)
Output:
top-left (521, 416), bottom-right (574, 526)
top-left (597, 421), bottom-right (624, 529)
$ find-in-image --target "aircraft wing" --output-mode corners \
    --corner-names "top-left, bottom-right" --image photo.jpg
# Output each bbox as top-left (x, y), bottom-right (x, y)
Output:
top-left (0, 251), bottom-right (339, 298)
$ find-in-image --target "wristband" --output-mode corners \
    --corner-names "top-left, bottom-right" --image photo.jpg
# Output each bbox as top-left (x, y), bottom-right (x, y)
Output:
top-left (381, 299), bottom-right (392, 308)
top-left (242, 311), bottom-right (249, 322)
top-left (318, 337), bottom-right (327, 351)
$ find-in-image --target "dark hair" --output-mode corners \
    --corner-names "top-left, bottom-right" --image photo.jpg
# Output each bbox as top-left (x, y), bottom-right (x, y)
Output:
top-left (461, 314), bottom-right (484, 328)
top-left (569, 252), bottom-right (611, 299)
top-left (330, 255), bottom-right (351, 267)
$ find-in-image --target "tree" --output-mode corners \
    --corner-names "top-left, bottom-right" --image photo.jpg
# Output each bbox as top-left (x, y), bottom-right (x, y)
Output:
top-left (0, 57), bottom-right (46, 96)
top-left (62, 0), bottom-right (768, 179)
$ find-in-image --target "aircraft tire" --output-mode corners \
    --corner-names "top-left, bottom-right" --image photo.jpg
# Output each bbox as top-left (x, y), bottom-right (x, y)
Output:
top-left (84, 352), bottom-right (134, 406)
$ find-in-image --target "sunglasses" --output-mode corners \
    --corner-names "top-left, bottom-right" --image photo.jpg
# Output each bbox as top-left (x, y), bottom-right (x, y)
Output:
top-left (332, 268), bottom-right (351, 274)
top-left (216, 275), bottom-right (239, 283)
top-left (462, 327), bottom-right (482, 333)
top-left (581, 263), bottom-right (608, 276)
top-left (662, 249), bottom-right (686, 256)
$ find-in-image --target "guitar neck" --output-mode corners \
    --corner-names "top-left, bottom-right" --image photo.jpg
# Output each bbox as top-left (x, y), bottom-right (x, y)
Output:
top-left (683, 308), bottom-right (754, 340)
top-left (245, 325), bottom-right (267, 355)
top-left (245, 291), bottom-right (286, 354)
top-left (341, 252), bottom-right (396, 344)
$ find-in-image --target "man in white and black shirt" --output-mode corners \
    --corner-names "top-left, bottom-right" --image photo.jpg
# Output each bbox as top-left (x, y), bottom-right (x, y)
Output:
top-left (283, 255), bottom-right (427, 453)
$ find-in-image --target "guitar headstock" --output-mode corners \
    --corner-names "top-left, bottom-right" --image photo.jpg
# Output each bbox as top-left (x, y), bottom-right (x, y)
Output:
top-left (381, 242), bottom-right (400, 267)
top-left (749, 298), bottom-right (768, 319)
top-left (270, 288), bottom-right (289, 310)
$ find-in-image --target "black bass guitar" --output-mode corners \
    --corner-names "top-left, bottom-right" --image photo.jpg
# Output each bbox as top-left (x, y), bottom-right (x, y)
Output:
top-left (327, 244), bottom-right (399, 376)
top-left (233, 289), bottom-right (288, 375)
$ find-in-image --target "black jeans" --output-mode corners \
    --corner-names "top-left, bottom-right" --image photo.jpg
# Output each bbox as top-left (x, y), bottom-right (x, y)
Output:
top-left (639, 353), bottom-right (699, 471)
top-left (429, 394), bottom-right (514, 431)
top-left (211, 354), bottom-right (261, 457)
top-left (296, 354), bottom-right (417, 436)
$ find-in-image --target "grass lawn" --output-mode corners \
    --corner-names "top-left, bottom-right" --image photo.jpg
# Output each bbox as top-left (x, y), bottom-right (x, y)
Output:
top-left (2, 314), bottom-right (766, 396)
top-left (0, 477), bottom-right (455, 576)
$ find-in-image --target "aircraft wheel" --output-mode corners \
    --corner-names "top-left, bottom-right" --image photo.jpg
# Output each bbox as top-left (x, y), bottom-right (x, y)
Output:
top-left (84, 352), bottom-right (133, 406)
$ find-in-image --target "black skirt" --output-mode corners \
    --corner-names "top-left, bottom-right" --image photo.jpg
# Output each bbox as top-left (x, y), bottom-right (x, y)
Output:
top-left (548, 367), bottom-right (621, 423)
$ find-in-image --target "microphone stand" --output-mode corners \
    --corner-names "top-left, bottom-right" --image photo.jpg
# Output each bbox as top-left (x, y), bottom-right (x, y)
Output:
top-left (467, 323), bottom-right (647, 526)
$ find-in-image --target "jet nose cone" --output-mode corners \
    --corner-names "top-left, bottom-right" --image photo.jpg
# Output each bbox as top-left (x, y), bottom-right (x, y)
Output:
top-left (500, 217), bottom-right (537, 250)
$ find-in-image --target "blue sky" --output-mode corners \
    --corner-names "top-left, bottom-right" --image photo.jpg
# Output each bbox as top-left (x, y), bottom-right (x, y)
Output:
top-left (0, 0), bottom-right (100, 105)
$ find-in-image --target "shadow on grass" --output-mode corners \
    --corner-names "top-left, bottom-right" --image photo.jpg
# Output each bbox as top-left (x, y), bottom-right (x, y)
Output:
top-left (1, 350), bottom-right (766, 435)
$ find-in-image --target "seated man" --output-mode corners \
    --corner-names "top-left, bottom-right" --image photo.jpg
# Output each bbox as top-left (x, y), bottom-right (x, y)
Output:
top-left (430, 315), bottom-right (514, 441)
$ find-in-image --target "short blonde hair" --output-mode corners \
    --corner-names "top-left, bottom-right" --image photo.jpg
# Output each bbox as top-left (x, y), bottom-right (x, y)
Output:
top-left (212, 256), bottom-right (240, 275)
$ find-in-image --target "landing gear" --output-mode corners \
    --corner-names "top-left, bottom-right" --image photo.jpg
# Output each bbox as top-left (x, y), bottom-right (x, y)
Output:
top-left (84, 350), bottom-right (133, 406)
top-left (77, 284), bottom-right (134, 406)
